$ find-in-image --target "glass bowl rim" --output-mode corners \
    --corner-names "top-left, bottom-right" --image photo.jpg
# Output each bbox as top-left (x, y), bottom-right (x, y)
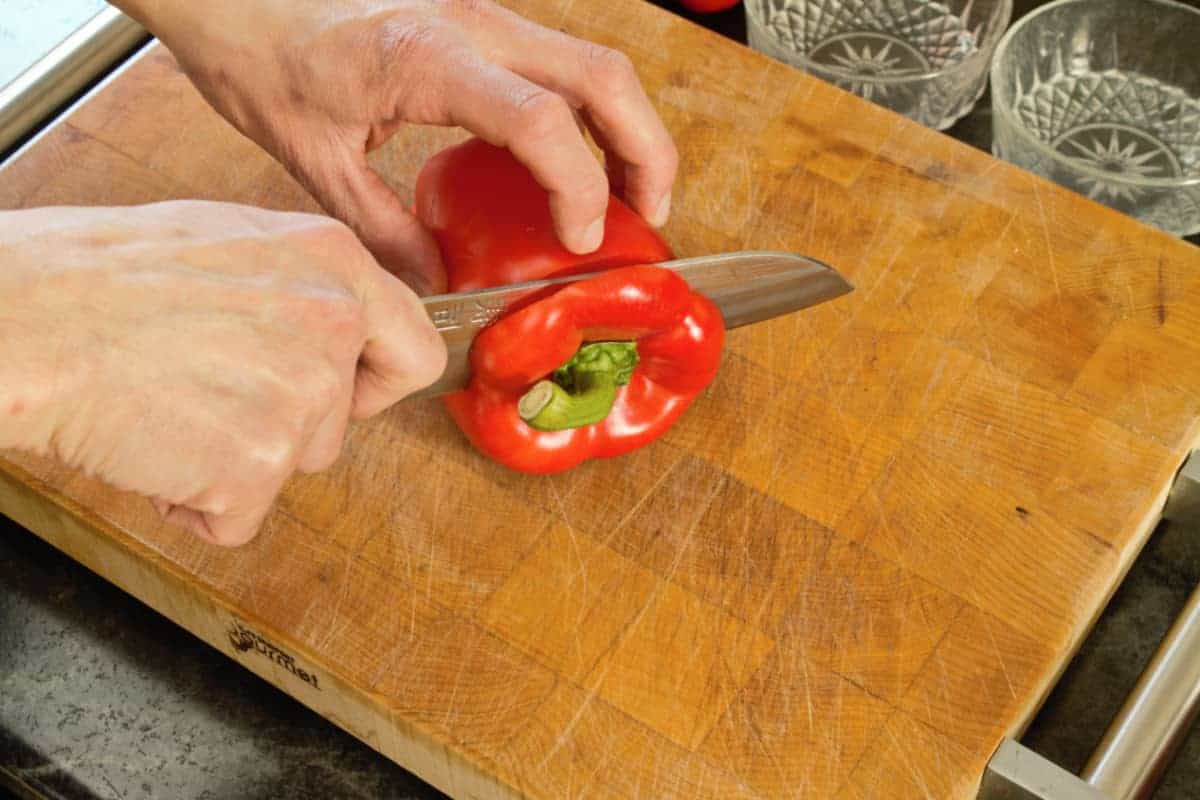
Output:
top-left (745, 0), bottom-right (1014, 85)
top-left (990, 0), bottom-right (1200, 190)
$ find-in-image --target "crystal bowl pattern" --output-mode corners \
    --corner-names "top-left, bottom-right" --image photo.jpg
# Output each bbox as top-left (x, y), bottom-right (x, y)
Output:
top-left (746, 0), bottom-right (1013, 129)
top-left (991, 0), bottom-right (1200, 236)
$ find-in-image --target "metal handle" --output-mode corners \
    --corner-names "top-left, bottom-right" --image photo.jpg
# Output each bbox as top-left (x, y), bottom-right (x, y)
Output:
top-left (981, 451), bottom-right (1200, 800)
top-left (1079, 452), bottom-right (1200, 799)
top-left (0, 7), bottom-right (147, 155)
top-left (1080, 583), bottom-right (1200, 799)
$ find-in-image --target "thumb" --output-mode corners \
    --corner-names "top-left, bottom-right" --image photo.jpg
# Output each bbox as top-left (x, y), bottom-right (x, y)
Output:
top-left (294, 144), bottom-right (447, 296)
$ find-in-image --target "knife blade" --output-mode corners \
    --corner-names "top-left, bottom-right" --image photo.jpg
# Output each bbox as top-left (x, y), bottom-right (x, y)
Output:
top-left (410, 251), bottom-right (853, 400)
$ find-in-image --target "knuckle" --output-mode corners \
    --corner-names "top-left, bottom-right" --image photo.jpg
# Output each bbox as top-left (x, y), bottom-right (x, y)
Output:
top-left (243, 423), bottom-right (299, 480)
top-left (311, 214), bottom-right (357, 242)
top-left (373, 18), bottom-right (443, 71)
top-left (441, 0), bottom-right (491, 15)
top-left (575, 171), bottom-right (610, 208)
top-left (318, 292), bottom-right (368, 342)
top-left (512, 89), bottom-right (572, 143)
top-left (303, 362), bottom-right (346, 413)
top-left (202, 489), bottom-right (234, 519)
top-left (320, 226), bottom-right (377, 283)
top-left (268, 207), bottom-right (345, 249)
top-left (276, 273), bottom-right (367, 344)
top-left (583, 45), bottom-right (636, 86)
top-left (300, 211), bottom-right (359, 250)
top-left (150, 198), bottom-right (203, 217)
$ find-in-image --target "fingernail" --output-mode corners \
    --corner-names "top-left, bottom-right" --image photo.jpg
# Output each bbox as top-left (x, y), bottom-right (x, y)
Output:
top-left (572, 217), bottom-right (605, 254)
top-left (650, 191), bottom-right (671, 228)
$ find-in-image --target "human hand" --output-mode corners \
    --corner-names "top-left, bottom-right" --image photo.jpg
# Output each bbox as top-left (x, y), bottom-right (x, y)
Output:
top-left (114, 0), bottom-right (679, 295)
top-left (0, 201), bottom-right (446, 546)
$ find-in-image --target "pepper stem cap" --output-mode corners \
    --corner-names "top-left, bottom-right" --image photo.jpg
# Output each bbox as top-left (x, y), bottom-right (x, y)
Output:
top-left (518, 341), bottom-right (638, 432)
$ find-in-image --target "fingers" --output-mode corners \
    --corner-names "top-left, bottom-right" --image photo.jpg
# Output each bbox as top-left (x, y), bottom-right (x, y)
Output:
top-left (442, 55), bottom-right (611, 254)
top-left (291, 143), bottom-right (448, 296)
top-left (152, 425), bottom-right (298, 546)
top-left (152, 365), bottom-right (356, 546)
top-left (352, 269), bottom-right (448, 420)
top-left (148, 429), bottom-right (294, 546)
top-left (297, 361), bottom-right (356, 474)
top-left (480, 12), bottom-right (678, 227)
top-left (153, 500), bottom-right (274, 548)
top-left (201, 503), bottom-right (280, 547)
top-left (144, 211), bottom-right (446, 547)
top-left (190, 507), bottom-right (272, 548)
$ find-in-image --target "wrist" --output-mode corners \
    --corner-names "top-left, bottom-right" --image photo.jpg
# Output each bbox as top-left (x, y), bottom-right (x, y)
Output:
top-left (108, 0), bottom-right (206, 49)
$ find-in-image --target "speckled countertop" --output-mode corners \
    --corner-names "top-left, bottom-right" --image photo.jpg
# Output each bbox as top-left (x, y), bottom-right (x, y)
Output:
top-left (0, 530), bottom-right (443, 800)
top-left (1, 2), bottom-right (1198, 799)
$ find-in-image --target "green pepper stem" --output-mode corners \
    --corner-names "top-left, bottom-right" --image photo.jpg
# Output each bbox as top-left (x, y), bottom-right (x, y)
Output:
top-left (519, 376), bottom-right (618, 431)
top-left (519, 341), bottom-right (638, 432)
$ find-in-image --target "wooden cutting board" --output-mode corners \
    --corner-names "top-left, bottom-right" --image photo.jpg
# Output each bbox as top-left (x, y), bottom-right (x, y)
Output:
top-left (3, 1), bottom-right (1200, 797)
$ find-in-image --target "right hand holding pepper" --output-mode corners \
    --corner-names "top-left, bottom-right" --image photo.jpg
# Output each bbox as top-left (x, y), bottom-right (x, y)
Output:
top-left (0, 201), bottom-right (446, 546)
top-left (110, 0), bottom-right (680, 294)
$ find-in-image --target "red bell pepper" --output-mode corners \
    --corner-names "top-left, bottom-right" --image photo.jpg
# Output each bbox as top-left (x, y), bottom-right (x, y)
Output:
top-left (678, 0), bottom-right (741, 12)
top-left (415, 139), bottom-right (724, 473)
top-left (415, 138), bottom-right (674, 291)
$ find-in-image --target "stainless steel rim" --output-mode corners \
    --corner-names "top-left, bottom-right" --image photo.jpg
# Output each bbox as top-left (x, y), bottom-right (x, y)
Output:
top-left (0, 7), bottom-right (146, 155)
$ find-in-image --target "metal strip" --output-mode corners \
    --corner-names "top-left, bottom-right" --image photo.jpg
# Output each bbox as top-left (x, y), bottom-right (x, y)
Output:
top-left (979, 739), bottom-right (1108, 800)
top-left (1163, 450), bottom-right (1200, 530)
top-left (1079, 582), bottom-right (1200, 799)
top-left (980, 451), bottom-right (1200, 800)
top-left (0, 7), bottom-right (147, 154)
top-left (1080, 454), bottom-right (1200, 800)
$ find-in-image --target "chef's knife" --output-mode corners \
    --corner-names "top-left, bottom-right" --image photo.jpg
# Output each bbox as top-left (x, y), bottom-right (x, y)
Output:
top-left (410, 251), bottom-right (853, 400)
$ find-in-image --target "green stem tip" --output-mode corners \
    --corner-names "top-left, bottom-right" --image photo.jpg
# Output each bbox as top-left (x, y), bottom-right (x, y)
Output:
top-left (518, 341), bottom-right (638, 432)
